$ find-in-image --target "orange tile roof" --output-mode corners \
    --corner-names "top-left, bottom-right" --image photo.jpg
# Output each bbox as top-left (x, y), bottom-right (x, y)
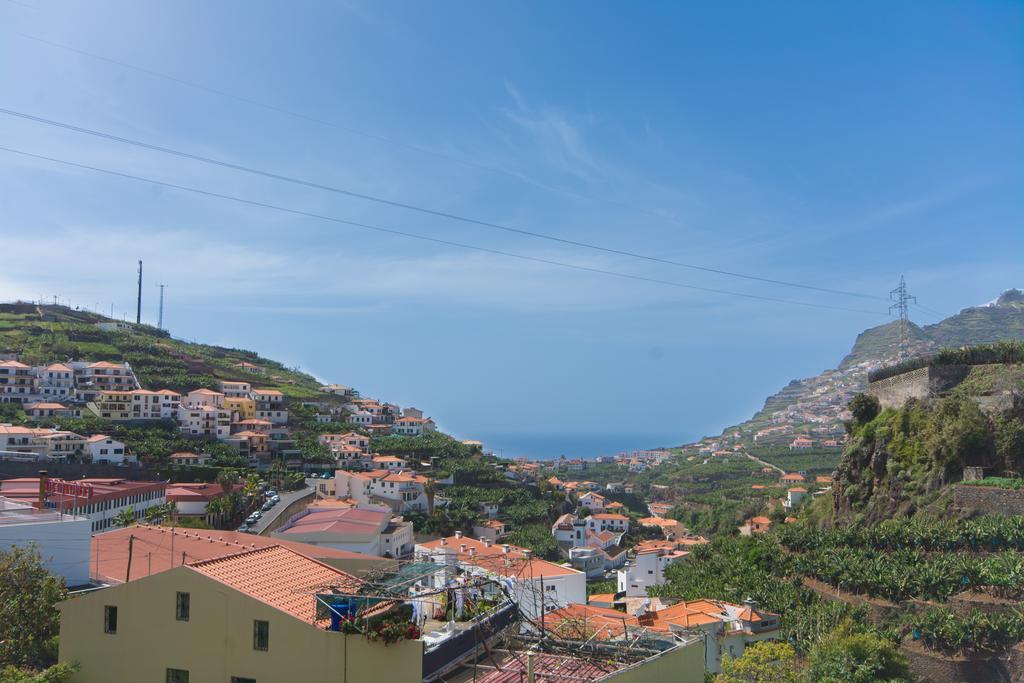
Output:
top-left (750, 516), bottom-right (772, 524)
top-left (91, 525), bottom-right (376, 585)
top-left (189, 545), bottom-right (362, 624)
top-left (591, 513), bottom-right (628, 520)
top-left (25, 402), bottom-right (68, 410)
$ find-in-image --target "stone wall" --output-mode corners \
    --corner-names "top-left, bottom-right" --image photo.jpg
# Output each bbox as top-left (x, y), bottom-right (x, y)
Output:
top-left (867, 365), bottom-right (970, 409)
top-left (954, 484), bottom-right (1024, 516)
top-left (902, 639), bottom-right (1009, 683)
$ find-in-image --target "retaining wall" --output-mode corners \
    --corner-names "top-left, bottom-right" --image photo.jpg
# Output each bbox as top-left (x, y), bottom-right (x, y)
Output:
top-left (954, 484), bottom-right (1024, 516)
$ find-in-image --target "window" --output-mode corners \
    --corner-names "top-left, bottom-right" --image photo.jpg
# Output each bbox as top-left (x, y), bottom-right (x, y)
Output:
top-left (231, 678), bottom-right (256, 683)
top-left (176, 592), bottom-right (190, 621)
top-left (103, 605), bottom-right (117, 634)
top-left (253, 620), bottom-right (269, 651)
top-left (165, 669), bottom-right (189, 683)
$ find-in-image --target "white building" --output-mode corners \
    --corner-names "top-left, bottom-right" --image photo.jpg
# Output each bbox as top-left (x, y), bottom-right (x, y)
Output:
top-left (578, 491), bottom-right (607, 512)
top-left (334, 469), bottom-right (431, 514)
top-left (415, 533), bottom-right (586, 622)
top-left (587, 513), bottom-right (630, 534)
top-left (0, 496), bottom-right (91, 586)
top-left (87, 435), bottom-right (133, 464)
top-left (617, 544), bottom-right (690, 597)
top-left (391, 416), bottom-right (436, 436)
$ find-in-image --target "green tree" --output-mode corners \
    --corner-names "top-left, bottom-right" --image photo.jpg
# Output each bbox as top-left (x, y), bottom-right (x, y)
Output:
top-left (0, 663), bottom-right (79, 683)
top-left (848, 394), bottom-right (881, 426)
top-left (0, 545), bottom-right (68, 669)
top-left (112, 507), bottom-right (136, 527)
top-left (716, 641), bottom-right (801, 683)
top-left (805, 623), bottom-right (911, 683)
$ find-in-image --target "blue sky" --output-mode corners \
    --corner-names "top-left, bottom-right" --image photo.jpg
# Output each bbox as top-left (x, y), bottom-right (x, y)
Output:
top-left (1, 1), bottom-right (1022, 457)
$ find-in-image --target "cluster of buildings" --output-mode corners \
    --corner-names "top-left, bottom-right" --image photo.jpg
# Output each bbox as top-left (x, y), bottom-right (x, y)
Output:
top-left (1, 353), bottom-right (440, 472)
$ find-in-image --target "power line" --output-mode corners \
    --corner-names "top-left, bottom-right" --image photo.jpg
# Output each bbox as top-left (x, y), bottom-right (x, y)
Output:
top-left (0, 144), bottom-right (887, 317)
top-left (0, 107), bottom-right (887, 302)
top-left (8, 29), bottom-right (678, 224)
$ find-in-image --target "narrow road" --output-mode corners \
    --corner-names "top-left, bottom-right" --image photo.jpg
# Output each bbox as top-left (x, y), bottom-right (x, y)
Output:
top-left (249, 484), bottom-right (313, 535)
top-left (739, 447), bottom-right (785, 474)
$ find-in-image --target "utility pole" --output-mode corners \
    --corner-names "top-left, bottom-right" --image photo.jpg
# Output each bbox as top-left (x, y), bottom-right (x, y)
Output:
top-left (889, 275), bottom-right (917, 359)
top-left (157, 284), bottom-right (166, 330)
top-left (136, 260), bottom-right (143, 325)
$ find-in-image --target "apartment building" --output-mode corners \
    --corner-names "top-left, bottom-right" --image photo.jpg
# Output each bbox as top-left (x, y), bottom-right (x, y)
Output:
top-left (0, 496), bottom-right (91, 586)
top-left (273, 507), bottom-right (415, 558)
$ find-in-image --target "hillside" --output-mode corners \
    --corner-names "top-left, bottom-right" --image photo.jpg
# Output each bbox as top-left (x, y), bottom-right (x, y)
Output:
top-left (0, 302), bottom-right (323, 397)
top-left (696, 289), bottom-right (1024, 451)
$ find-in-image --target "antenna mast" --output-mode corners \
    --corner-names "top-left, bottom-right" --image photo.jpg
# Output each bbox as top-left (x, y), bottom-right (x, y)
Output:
top-left (157, 284), bottom-right (166, 330)
top-left (136, 260), bottom-right (143, 325)
top-left (889, 275), bottom-right (917, 359)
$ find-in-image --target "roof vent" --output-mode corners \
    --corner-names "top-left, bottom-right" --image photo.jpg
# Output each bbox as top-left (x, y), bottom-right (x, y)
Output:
top-left (454, 530), bottom-right (463, 539)
top-left (484, 539), bottom-right (493, 547)
top-left (502, 544), bottom-right (510, 554)
top-left (460, 544), bottom-right (467, 553)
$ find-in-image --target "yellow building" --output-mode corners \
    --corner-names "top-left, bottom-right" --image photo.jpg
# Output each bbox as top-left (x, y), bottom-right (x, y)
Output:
top-left (224, 396), bottom-right (257, 420)
top-left (57, 545), bottom-right (422, 683)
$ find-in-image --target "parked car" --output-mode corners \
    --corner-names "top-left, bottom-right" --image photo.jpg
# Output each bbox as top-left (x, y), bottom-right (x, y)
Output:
top-left (271, 495), bottom-right (281, 503)
top-left (237, 523), bottom-right (249, 532)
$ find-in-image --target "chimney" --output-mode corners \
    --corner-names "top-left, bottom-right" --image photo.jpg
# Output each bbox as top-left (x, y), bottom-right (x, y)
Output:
top-left (37, 470), bottom-right (48, 509)
top-left (440, 537), bottom-right (447, 546)
top-left (743, 597), bottom-right (758, 613)
top-left (460, 544), bottom-right (467, 553)
top-left (484, 539), bottom-right (493, 548)
top-left (523, 549), bottom-right (532, 560)
top-left (454, 530), bottom-right (463, 539)
top-left (469, 547), bottom-right (476, 558)
top-left (502, 544), bottom-right (510, 554)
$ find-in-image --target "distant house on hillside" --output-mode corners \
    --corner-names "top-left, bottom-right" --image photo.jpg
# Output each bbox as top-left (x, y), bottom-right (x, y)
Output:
top-left (233, 361), bottom-right (265, 375)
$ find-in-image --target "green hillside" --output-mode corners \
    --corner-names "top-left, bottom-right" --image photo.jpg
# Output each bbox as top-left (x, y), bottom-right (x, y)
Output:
top-left (0, 303), bottom-right (322, 397)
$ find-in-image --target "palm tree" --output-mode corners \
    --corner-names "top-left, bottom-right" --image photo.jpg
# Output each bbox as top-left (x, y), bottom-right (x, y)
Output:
top-left (145, 504), bottom-right (166, 524)
top-left (217, 470), bottom-right (240, 496)
top-left (113, 506), bottom-right (136, 527)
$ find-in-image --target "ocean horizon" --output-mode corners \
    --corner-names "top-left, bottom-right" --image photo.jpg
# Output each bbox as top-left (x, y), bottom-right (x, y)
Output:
top-left (470, 432), bottom-right (693, 460)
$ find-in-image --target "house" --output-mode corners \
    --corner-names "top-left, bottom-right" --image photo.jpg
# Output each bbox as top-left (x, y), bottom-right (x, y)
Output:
top-left (587, 513), bottom-right (630, 534)
top-left (390, 415), bottom-right (436, 436)
top-left (32, 430), bottom-right (87, 459)
top-left (74, 361), bottom-right (138, 399)
top-left (748, 516), bottom-right (773, 534)
top-left (320, 432), bottom-right (369, 453)
top-left (579, 491), bottom-right (607, 512)
top-left (218, 380), bottom-right (252, 398)
top-left (334, 469), bottom-right (431, 514)
top-left (415, 533), bottom-right (586, 621)
top-left (87, 434), bottom-right (134, 465)
top-left (56, 545), bottom-right (422, 683)
top-left (273, 507), bottom-right (415, 558)
top-left (165, 483), bottom-right (228, 517)
top-left (617, 542), bottom-right (691, 597)
top-left (0, 475), bottom-right (165, 532)
top-left (169, 451), bottom-right (211, 467)
top-left (318, 384), bottom-right (353, 396)
top-left (232, 360), bottom-right (266, 374)
top-left (32, 363), bottom-right (75, 401)
top-left (779, 472), bottom-right (806, 485)
top-left (784, 487), bottom-right (807, 509)
top-left (177, 404), bottom-right (231, 439)
top-left (23, 402), bottom-right (73, 419)
top-left (186, 388), bottom-right (225, 408)
top-left (815, 475), bottom-right (833, 485)
top-left (789, 436), bottom-right (813, 450)
top-left (251, 388), bottom-right (288, 424)
top-left (605, 481), bottom-right (625, 493)
top-left (648, 502), bottom-right (673, 518)
top-left (0, 424), bottom-right (46, 458)
top-left (0, 359), bottom-right (34, 403)
top-left (472, 519), bottom-right (507, 543)
top-left (546, 476), bottom-right (566, 492)
top-left (370, 455), bottom-right (408, 471)
top-left (638, 517), bottom-right (686, 540)
top-left (223, 396), bottom-right (256, 420)
top-left (0, 496), bottom-right (91, 586)
top-left (635, 598), bottom-right (782, 674)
